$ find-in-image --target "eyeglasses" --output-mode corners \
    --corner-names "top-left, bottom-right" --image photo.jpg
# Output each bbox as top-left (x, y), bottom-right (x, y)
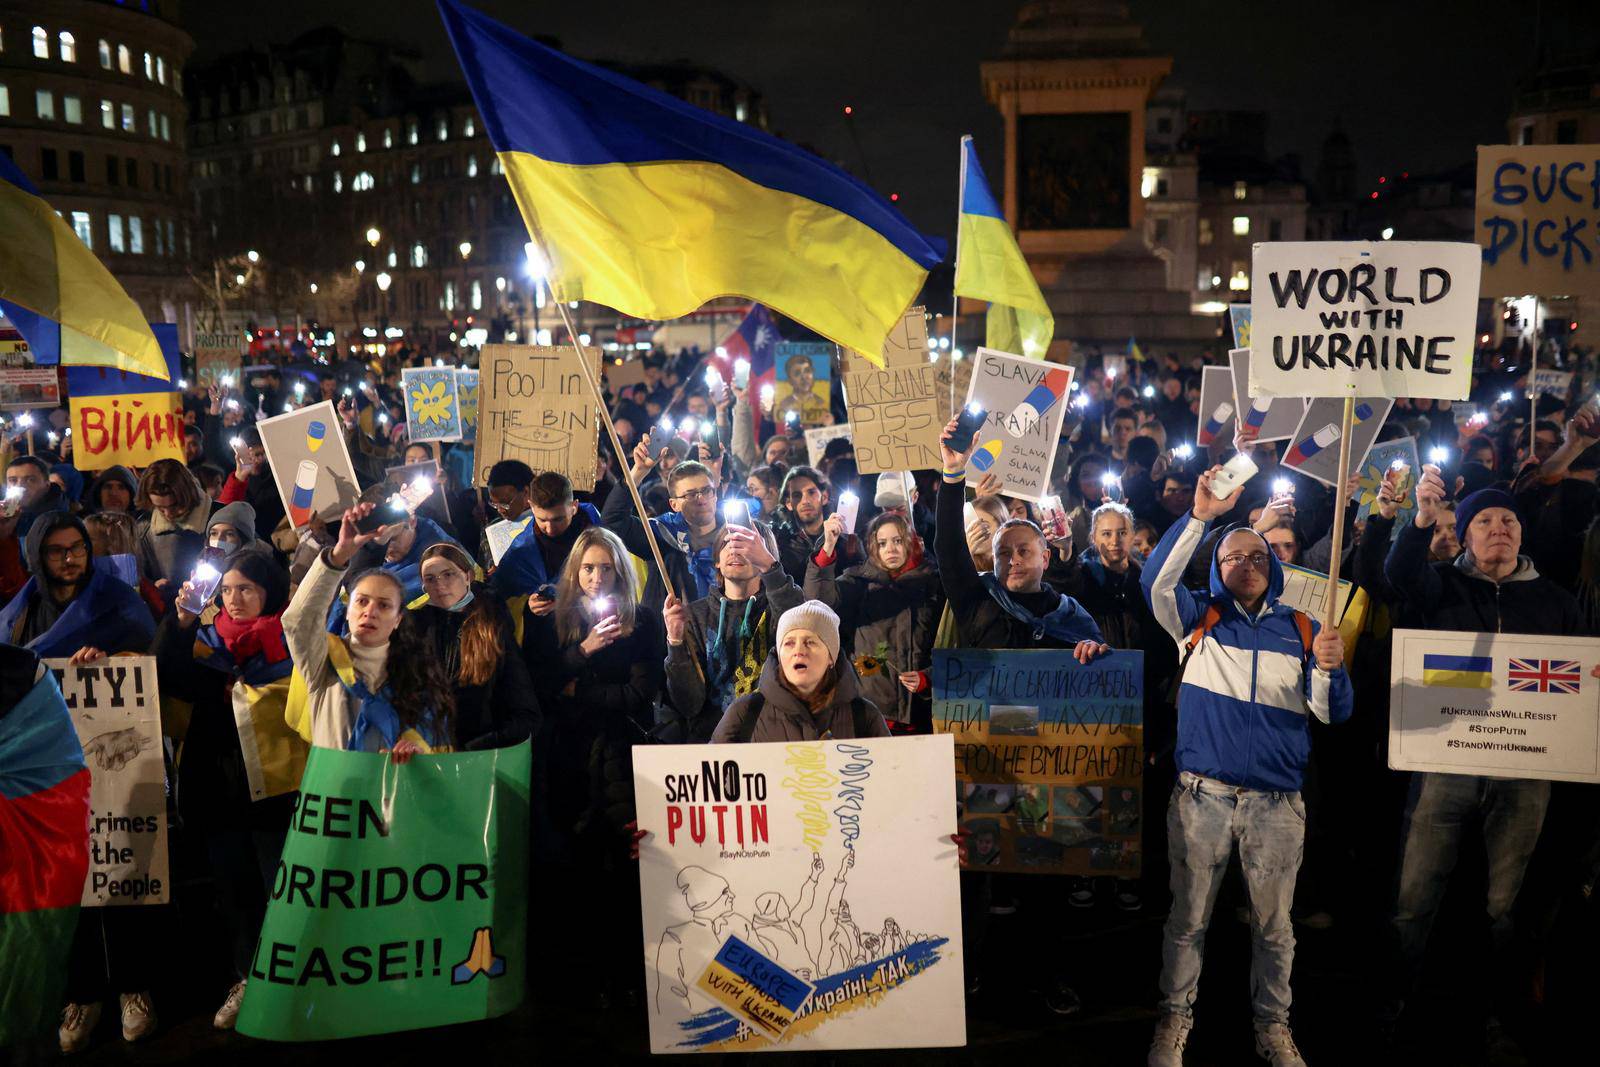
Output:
top-left (421, 569), bottom-right (466, 586)
top-left (43, 543), bottom-right (89, 563)
top-left (1219, 552), bottom-right (1272, 570)
top-left (673, 486), bottom-right (716, 502)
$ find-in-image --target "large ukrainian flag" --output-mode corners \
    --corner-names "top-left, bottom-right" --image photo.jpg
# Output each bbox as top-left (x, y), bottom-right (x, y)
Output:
top-left (954, 136), bottom-right (1053, 360)
top-left (437, 0), bottom-right (942, 366)
top-left (0, 155), bottom-right (167, 380)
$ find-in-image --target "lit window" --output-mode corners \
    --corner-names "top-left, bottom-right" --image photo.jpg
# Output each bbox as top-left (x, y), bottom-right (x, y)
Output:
top-left (356, 132), bottom-right (366, 152)
top-left (466, 156), bottom-right (477, 178)
top-left (736, 101), bottom-right (747, 123)
top-left (1230, 268), bottom-right (1249, 291)
top-left (406, 121), bottom-right (417, 145)
top-left (437, 118), bottom-right (448, 141)
top-left (1233, 181), bottom-right (1248, 201)
top-left (156, 56), bottom-right (166, 84)
top-left (353, 171), bottom-right (374, 191)
top-left (100, 99), bottom-right (113, 128)
top-left (154, 218), bottom-right (164, 255)
top-left (1197, 268), bottom-right (1213, 292)
top-left (32, 26), bottom-right (48, 60)
top-left (63, 94), bottom-right (81, 124)
top-left (117, 44), bottom-right (131, 74)
top-left (166, 220), bottom-right (175, 254)
top-left (1232, 215), bottom-right (1249, 236)
top-left (128, 216), bottom-right (144, 254)
top-left (160, 114), bottom-right (170, 140)
top-left (490, 157), bottom-right (502, 176)
top-left (143, 51), bottom-right (153, 80)
top-left (35, 89), bottom-right (54, 120)
top-left (71, 211), bottom-right (92, 248)
top-left (332, 170), bottom-right (343, 193)
top-left (443, 281), bottom-right (457, 310)
top-left (58, 31), bottom-right (75, 63)
top-left (108, 214), bottom-right (125, 252)
top-left (1198, 218), bottom-right (1213, 245)
top-left (411, 243), bottom-right (428, 268)
top-left (463, 116), bottom-right (475, 137)
top-left (470, 279), bottom-right (482, 310)
top-left (383, 128), bottom-right (393, 148)
top-left (0, 85), bottom-right (8, 117)
top-left (410, 163), bottom-right (420, 184)
top-left (98, 39), bottom-right (111, 69)
top-left (387, 248), bottom-right (397, 268)
top-left (330, 139), bottom-right (341, 157)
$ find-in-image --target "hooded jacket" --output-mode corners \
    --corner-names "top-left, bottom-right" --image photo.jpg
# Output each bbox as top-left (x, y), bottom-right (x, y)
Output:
top-left (0, 512), bottom-right (155, 658)
top-left (489, 502), bottom-right (601, 599)
top-left (133, 464), bottom-right (213, 585)
top-left (1382, 515), bottom-right (1586, 637)
top-left (804, 553), bottom-right (941, 725)
top-left (1142, 513), bottom-right (1353, 793)
top-left (206, 499), bottom-right (274, 557)
top-left (81, 465), bottom-right (139, 515)
top-left (711, 655), bottom-right (890, 743)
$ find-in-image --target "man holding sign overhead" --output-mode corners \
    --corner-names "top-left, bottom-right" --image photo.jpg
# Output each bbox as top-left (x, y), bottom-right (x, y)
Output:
top-left (1378, 466), bottom-right (1595, 1055)
top-left (1141, 463), bottom-right (1351, 1067)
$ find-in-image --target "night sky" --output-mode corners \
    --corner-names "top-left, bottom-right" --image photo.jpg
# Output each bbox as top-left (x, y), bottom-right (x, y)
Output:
top-left (188, 0), bottom-right (1599, 243)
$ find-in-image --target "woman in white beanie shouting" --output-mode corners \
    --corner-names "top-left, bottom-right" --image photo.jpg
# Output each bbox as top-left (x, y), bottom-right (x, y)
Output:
top-left (710, 600), bottom-right (890, 743)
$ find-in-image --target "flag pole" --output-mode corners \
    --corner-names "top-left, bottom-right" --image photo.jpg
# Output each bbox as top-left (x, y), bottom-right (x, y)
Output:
top-left (550, 296), bottom-right (679, 605)
top-left (951, 135), bottom-right (967, 417)
top-left (1528, 295), bottom-right (1539, 462)
top-left (1322, 395), bottom-right (1357, 632)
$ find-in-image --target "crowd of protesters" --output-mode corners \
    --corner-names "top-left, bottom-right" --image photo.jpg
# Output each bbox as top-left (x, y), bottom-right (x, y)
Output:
top-left (1, 330), bottom-right (1597, 1066)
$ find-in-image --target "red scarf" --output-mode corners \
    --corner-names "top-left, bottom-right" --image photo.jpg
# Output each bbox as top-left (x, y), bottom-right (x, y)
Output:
top-left (213, 610), bottom-right (289, 666)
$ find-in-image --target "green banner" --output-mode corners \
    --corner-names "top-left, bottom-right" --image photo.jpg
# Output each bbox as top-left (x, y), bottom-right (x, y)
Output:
top-left (236, 741), bottom-right (530, 1041)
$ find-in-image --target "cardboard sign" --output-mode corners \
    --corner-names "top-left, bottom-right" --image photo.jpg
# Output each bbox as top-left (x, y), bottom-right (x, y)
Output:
top-left (0, 367), bottom-right (60, 410)
top-left (1276, 563), bottom-right (1354, 624)
top-left (401, 367), bottom-right (462, 442)
top-left (1195, 365), bottom-right (1238, 449)
top-left (933, 649), bottom-right (1144, 876)
top-left (961, 348), bottom-right (1074, 503)
top-left (1389, 629), bottom-right (1600, 783)
top-left (634, 736), bottom-right (964, 1053)
top-left (1354, 436), bottom-right (1421, 530)
top-left (476, 344), bottom-right (600, 491)
top-left (1476, 145), bottom-right (1600, 298)
top-left (45, 657), bottom-right (170, 907)
top-left (1227, 348), bottom-right (1303, 444)
top-left (805, 424), bottom-right (853, 467)
top-left (484, 517), bottom-right (531, 566)
top-left (844, 306), bottom-right (949, 474)
top-left (1229, 304), bottom-right (1252, 350)
top-left (1280, 396), bottom-right (1395, 488)
top-left (256, 400), bottom-right (361, 528)
top-left (775, 341), bottom-right (833, 426)
top-left (455, 368), bottom-right (479, 443)
top-left (1249, 242), bottom-right (1481, 401)
top-left (193, 331), bottom-right (244, 391)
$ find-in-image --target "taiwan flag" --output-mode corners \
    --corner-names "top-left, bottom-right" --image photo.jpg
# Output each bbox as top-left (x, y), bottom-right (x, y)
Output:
top-left (0, 662), bottom-right (92, 1046)
top-left (715, 305), bottom-right (781, 438)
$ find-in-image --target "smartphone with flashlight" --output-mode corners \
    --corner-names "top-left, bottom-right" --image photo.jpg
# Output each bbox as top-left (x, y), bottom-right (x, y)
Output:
top-left (733, 359), bottom-right (751, 389)
top-left (699, 420), bottom-right (722, 459)
top-left (721, 499), bottom-right (751, 529)
top-left (1209, 452), bottom-right (1260, 499)
top-left (1, 484), bottom-right (23, 518)
top-left (357, 495), bottom-right (409, 534)
top-left (1038, 494), bottom-right (1068, 541)
top-left (947, 402), bottom-right (988, 454)
top-left (177, 548), bottom-right (228, 615)
top-left (1100, 471), bottom-right (1123, 503)
top-left (834, 490), bottom-right (860, 532)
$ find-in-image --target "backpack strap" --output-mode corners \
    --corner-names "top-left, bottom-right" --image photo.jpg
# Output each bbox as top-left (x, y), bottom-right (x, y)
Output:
top-left (1291, 610), bottom-right (1314, 658)
top-left (1182, 604), bottom-right (1224, 659)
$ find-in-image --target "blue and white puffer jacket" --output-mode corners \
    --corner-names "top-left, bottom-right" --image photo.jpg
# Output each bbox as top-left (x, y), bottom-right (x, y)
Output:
top-left (1141, 515), bottom-right (1353, 792)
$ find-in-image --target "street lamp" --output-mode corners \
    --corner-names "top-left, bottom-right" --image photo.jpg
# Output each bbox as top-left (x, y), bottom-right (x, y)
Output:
top-left (375, 272), bottom-right (392, 345)
top-left (458, 241), bottom-right (472, 260)
top-left (246, 249), bottom-right (259, 263)
top-left (376, 272), bottom-right (391, 292)
top-left (366, 227), bottom-right (381, 247)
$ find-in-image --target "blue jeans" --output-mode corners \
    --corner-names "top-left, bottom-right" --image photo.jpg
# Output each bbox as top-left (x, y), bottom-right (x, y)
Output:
top-left (1388, 772), bottom-right (1550, 1010)
top-left (1159, 771), bottom-right (1306, 1025)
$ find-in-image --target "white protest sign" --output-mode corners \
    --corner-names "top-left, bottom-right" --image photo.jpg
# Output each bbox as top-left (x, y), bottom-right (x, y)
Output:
top-left (1228, 348), bottom-right (1304, 444)
top-left (1532, 368), bottom-right (1573, 400)
top-left (634, 735), bottom-right (965, 1053)
top-left (962, 348), bottom-right (1074, 503)
top-left (45, 657), bottom-right (170, 906)
top-left (1249, 241), bottom-right (1481, 401)
top-left (1277, 563), bottom-right (1353, 624)
top-left (484, 516), bottom-right (531, 566)
top-left (1280, 396), bottom-right (1395, 488)
top-left (805, 424), bottom-right (853, 467)
top-left (1389, 629), bottom-right (1600, 783)
top-left (1195, 366), bottom-right (1237, 449)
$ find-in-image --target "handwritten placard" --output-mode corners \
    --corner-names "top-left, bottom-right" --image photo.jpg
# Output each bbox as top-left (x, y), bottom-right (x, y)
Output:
top-left (844, 306), bottom-right (948, 474)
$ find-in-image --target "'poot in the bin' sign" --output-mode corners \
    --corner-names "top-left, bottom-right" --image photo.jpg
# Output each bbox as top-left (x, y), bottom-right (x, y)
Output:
top-left (1248, 241), bottom-right (1480, 402)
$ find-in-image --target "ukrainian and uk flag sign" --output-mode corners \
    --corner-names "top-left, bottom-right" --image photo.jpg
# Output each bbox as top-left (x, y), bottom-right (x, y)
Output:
top-left (1422, 654), bottom-right (1583, 694)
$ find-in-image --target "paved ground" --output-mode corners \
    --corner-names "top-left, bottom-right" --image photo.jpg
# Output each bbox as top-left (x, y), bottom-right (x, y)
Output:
top-left (21, 867), bottom-right (1594, 1067)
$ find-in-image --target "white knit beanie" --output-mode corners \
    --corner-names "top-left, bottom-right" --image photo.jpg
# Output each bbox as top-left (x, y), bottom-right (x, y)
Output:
top-left (874, 470), bottom-right (909, 509)
top-left (776, 600), bottom-right (841, 664)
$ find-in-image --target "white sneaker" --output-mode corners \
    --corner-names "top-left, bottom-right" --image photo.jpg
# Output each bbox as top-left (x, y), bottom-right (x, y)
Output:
top-left (1255, 1022), bottom-right (1308, 1066)
top-left (120, 991), bottom-right (156, 1042)
top-left (59, 1002), bottom-right (102, 1054)
top-left (1148, 1012), bottom-right (1193, 1067)
top-left (213, 980), bottom-right (247, 1030)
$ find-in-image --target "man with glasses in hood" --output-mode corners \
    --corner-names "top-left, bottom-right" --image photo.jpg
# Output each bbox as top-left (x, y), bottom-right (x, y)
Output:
top-left (1141, 463), bottom-right (1352, 1067)
top-left (0, 512), bottom-right (155, 658)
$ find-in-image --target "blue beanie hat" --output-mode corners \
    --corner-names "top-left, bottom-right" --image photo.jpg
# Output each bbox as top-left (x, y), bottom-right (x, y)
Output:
top-left (1452, 487), bottom-right (1518, 535)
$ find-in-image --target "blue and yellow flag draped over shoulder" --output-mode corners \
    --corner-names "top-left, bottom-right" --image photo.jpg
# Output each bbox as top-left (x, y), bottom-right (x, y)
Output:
top-left (953, 135), bottom-right (1053, 360)
top-left (436, 0), bottom-right (941, 366)
top-left (0, 154), bottom-right (167, 380)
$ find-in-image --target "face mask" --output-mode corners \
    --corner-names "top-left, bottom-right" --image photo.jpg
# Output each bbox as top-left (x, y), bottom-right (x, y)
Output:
top-left (445, 589), bottom-right (476, 613)
top-left (209, 536), bottom-right (241, 555)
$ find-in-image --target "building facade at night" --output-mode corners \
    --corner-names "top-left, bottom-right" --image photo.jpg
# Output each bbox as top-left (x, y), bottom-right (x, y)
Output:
top-left (0, 0), bottom-right (194, 335)
top-left (185, 27), bottom-right (768, 354)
